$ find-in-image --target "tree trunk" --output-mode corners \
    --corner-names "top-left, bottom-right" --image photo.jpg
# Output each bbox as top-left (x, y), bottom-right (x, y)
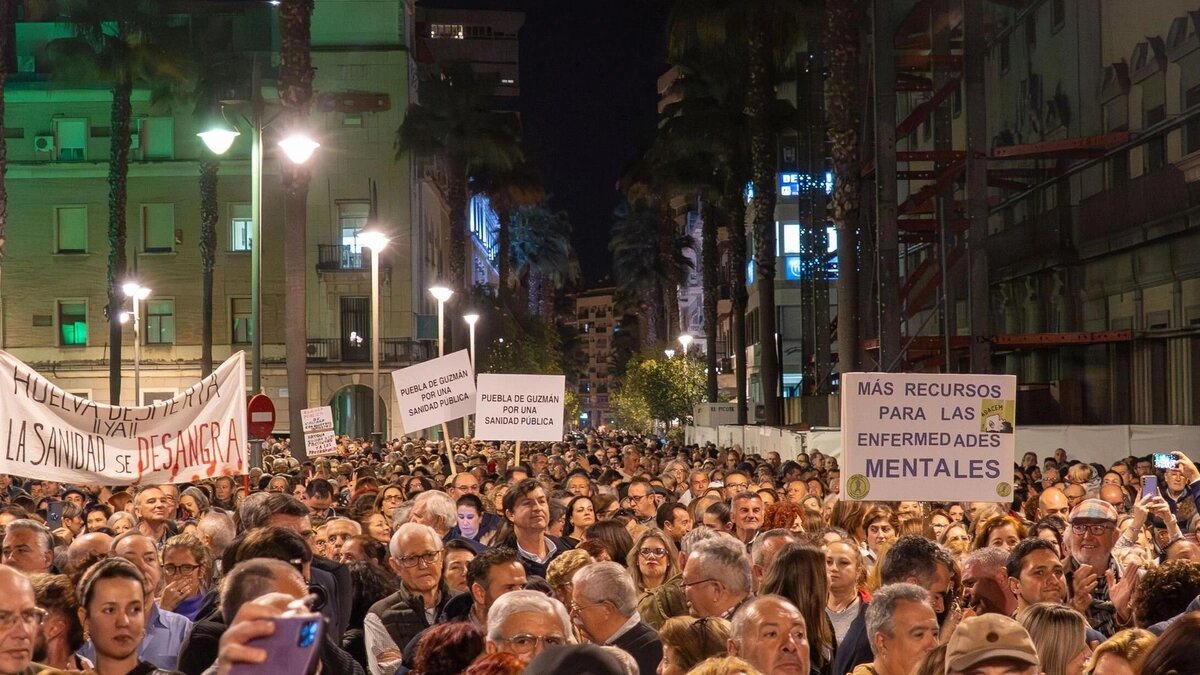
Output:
top-left (107, 80), bottom-right (132, 405)
top-left (702, 197), bottom-right (718, 402)
top-left (447, 156), bottom-right (468, 293)
top-left (278, 0), bottom-right (314, 460)
top-left (748, 30), bottom-right (780, 425)
top-left (497, 207), bottom-right (511, 299)
top-left (199, 162), bottom-right (219, 377)
top-left (729, 197), bottom-right (749, 424)
top-left (0, 0), bottom-right (9, 314)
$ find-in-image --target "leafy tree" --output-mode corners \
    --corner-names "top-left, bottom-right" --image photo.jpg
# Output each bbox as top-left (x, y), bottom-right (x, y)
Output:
top-left (474, 158), bottom-right (544, 297)
top-left (611, 352), bottom-right (706, 432)
top-left (508, 205), bottom-right (579, 317)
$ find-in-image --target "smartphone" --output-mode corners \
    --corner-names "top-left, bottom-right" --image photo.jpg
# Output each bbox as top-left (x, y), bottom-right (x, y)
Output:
top-left (1141, 475), bottom-right (1159, 500)
top-left (45, 501), bottom-right (64, 530)
top-left (229, 613), bottom-right (323, 675)
top-left (1153, 453), bottom-right (1179, 470)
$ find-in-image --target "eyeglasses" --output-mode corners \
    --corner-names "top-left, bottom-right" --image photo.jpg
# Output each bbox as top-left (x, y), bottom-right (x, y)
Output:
top-left (397, 551), bottom-right (442, 568)
top-left (501, 633), bottom-right (568, 654)
top-left (725, 482), bottom-right (749, 491)
top-left (680, 577), bottom-right (718, 590)
top-left (162, 563), bottom-right (200, 575)
top-left (570, 600), bottom-right (608, 614)
top-left (382, 494), bottom-right (404, 503)
top-left (627, 494), bottom-right (649, 502)
top-left (0, 608), bottom-right (47, 631)
top-left (638, 547), bottom-right (668, 559)
top-left (1071, 524), bottom-right (1114, 537)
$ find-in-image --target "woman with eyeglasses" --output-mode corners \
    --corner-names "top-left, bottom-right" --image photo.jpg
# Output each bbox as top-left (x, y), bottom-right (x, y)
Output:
top-left (374, 484), bottom-right (406, 521)
top-left (158, 534), bottom-right (212, 622)
top-left (77, 557), bottom-right (160, 675)
top-left (657, 615), bottom-right (732, 675)
top-left (627, 528), bottom-right (688, 629)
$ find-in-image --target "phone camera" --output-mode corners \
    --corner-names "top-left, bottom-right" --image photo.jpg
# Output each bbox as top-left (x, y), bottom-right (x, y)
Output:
top-left (297, 619), bottom-right (319, 648)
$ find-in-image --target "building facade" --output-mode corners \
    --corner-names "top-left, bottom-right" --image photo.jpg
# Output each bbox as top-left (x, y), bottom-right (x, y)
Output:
top-left (568, 287), bottom-right (617, 427)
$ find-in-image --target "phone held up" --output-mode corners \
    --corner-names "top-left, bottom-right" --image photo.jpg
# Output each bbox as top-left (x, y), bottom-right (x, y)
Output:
top-left (1141, 475), bottom-right (1159, 500)
top-left (1152, 453), bottom-right (1179, 470)
top-left (229, 595), bottom-right (324, 675)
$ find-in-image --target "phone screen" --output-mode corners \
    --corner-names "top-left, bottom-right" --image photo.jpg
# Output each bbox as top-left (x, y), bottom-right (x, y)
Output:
top-left (1141, 475), bottom-right (1159, 499)
top-left (45, 501), bottom-right (64, 527)
top-left (1153, 453), bottom-right (1179, 470)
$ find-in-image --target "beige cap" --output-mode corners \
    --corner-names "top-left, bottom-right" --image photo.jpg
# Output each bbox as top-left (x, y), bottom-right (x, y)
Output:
top-left (945, 614), bottom-right (1039, 675)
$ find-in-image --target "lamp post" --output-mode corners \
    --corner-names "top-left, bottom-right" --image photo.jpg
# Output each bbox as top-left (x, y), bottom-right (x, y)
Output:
top-left (120, 282), bottom-right (151, 405)
top-left (429, 286), bottom-right (454, 357)
top-left (360, 230), bottom-right (389, 446)
top-left (678, 334), bottom-right (694, 422)
top-left (198, 56), bottom-right (319, 394)
top-left (463, 313), bottom-right (479, 436)
top-left (664, 349), bottom-right (675, 359)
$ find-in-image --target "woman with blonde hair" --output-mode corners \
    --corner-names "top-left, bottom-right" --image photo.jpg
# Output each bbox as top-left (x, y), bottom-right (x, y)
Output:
top-left (627, 528), bottom-right (688, 629)
top-left (1084, 628), bottom-right (1156, 675)
top-left (1016, 603), bottom-right (1092, 675)
top-left (761, 543), bottom-right (837, 675)
top-left (657, 616), bottom-right (732, 675)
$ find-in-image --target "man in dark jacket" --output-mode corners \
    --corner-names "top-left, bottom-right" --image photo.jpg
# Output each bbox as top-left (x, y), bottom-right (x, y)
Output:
top-left (365, 523), bottom-right (459, 675)
top-left (571, 561), bottom-right (663, 675)
top-left (494, 478), bottom-right (572, 578)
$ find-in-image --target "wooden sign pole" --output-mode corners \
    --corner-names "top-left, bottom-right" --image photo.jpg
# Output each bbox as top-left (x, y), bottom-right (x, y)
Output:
top-left (515, 440), bottom-right (522, 468)
top-left (441, 422), bottom-right (457, 476)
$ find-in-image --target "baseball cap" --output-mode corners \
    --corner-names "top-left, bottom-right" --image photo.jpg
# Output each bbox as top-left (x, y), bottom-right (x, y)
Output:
top-left (945, 614), bottom-right (1039, 675)
top-left (1068, 498), bottom-right (1118, 523)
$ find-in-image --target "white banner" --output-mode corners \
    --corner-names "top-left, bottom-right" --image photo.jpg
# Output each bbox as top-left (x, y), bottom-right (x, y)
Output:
top-left (392, 350), bottom-right (476, 433)
top-left (840, 372), bottom-right (1017, 502)
top-left (305, 430), bottom-right (338, 457)
top-left (0, 351), bottom-right (248, 485)
top-left (474, 374), bottom-right (565, 442)
top-left (300, 406), bottom-right (334, 434)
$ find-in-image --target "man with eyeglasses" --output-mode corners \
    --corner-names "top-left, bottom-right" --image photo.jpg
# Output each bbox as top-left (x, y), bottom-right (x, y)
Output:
top-left (365, 523), bottom-right (458, 675)
top-left (681, 537), bottom-right (752, 619)
top-left (0, 565), bottom-right (49, 675)
top-left (570, 562), bottom-right (662, 675)
top-left (485, 589), bottom-right (573, 666)
top-left (1063, 499), bottom-right (1139, 637)
top-left (722, 471), bottom-right (751, 501)
top-left (625, 480), bottom-right (657, 526)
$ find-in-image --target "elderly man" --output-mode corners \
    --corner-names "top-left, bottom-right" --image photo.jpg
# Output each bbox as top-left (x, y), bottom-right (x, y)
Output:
top-left (323, 517), bottom-right (361, 559)
top-left (852, 584), bottom-right (940, 675)
top-left (496, 478), bottom-right (571, 578)
top-left (571, 562), bottom-right (662, 675)
top-left (2, 521), bottom-right (53, 574)
top-left (679, 470), bottom-right (710, 505)
top-left (1063, 499), bottom-right (1138, 636)
top-left (730, 491), bottom-right (765, 546)
top-left (751, 529), bottom-right (799, 592)
top-left (484, 589), bottom-right (573, 666)
top-left (681, 536), bottom-right (752, 619)
top-left (784, 480), bottom-right (808, 505)
top-left (960, 548), bottom-right (1017, 616)
top-left (728, 595), bottom-right (810, 675)
top-left (625, 480), bottom-right (658, 526)
top-left (944, 614), bottom-right (1040, 675)
top-left (195, 510), bottom-right (236, 571)
top-left (0, 565), bottom-right (47, 675)
top-left (135, 486), bottom-right (174, 544)
top-left (65, 532), bottom-right (113, 575)
top-left (410, 490), bottom-right (457, 538)
top-left (364, 523), bottom-right (456, 675)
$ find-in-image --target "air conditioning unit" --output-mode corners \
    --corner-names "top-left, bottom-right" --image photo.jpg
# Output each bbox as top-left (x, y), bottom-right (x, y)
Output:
top-left (33, 135), bottom-right (53, 153)
top-left (129, 131), bottom-right (140, 150)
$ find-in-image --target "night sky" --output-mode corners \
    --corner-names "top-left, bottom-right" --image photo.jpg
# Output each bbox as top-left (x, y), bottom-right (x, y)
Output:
top-left (423, 0), bottom-right (671, 283)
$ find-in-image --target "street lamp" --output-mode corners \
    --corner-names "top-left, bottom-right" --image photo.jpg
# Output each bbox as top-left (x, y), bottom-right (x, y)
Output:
top-left (678, 334), bottom-right (693, 354)
top-left (198, 56), bottom-right (319, 395)
top-left (360, 230), bottom-right (389, 445)
top-left (463, 313), bottom-right (479, 436)
top-left (664, 349), bottom-right (675, 359)
top-left (678, 334), bottom-right (694, 422)
top-left (429, 286), bottom-right (454, 357)
top-left (121, 282), bottom-right (151, 405)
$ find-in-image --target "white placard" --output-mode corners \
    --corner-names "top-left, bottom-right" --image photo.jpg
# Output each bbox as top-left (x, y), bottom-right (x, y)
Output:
top-left (305, 430), bottom-right (338, 457)
top-left (392, 350), bottom-right (476, 433)
top-left (474, 374), bottom-right (566, 442)
top-left (301, 406), bottom-right (334, 433)
top-left (840, 372), bottom-right (1017, 502)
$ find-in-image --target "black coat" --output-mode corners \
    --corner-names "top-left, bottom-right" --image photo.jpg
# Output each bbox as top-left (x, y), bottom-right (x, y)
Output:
top-left (177, 618), bottom-right (364, 675)
top-left (610, 621), bottom-right (663, 675)
top-left (831, 601), bottom-right (872, 675)
top-left (311, 555), bottom-right (353, 644)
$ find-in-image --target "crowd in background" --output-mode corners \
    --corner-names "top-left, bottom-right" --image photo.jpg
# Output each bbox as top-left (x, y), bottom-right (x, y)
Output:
top-left (0, 430), bottom-right (1196, 675)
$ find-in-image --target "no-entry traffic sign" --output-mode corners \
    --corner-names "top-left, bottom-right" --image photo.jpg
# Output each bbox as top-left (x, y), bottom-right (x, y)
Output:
top-left (247, 393), bottom-right (276, 439)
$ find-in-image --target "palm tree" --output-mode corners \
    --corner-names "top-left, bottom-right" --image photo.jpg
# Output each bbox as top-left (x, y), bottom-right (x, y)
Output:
top-left (509, 205), bottom-right (580, 317)
top-left (0, 1), bottom-right (11, 303)
top-left (49, 0), bottom-right (190, 405)
top-left (609, 197), bottom-right (694, 348)
top-left (669, 0), bottom-right (812, 424)
top-left (397, 63), bottom-right (522, 292)
top-left (278, 0), bottom-right (315, 458)
top-left (474, 158), bottom-right (544, 300)
top-left (198, 162), bottom-right (218, 376)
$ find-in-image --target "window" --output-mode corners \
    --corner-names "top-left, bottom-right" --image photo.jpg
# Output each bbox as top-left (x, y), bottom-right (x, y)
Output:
top-left (139, 117), bottom-right (174, 160)
top-left (54, 118), bottom-right (86, 161)
top-left (1145, 105), bottom-right (1167, 173)
top-left (146, 299), bottom-right (175, 345)
top-left (1051, 0), bottom-right (1065, 32)
top-left (339, 201), bottom-right (370, 266)
top-left (1025, 13), bottom-right (1036, 51)
top-left (231, 298), bottom-right (252, 344)
top-left (1000, 35), bottom-right (1010, 74)
top-left (55, 206), bottom-right (87, 253)
top-left (142, 203), bottom-right (175, 252)
top-left (429, 23), bottom-right (464, 39)
top-left (230, 204), bottom-right (252, 252)
top-left (58, 301), bottom-right (87, 346)
top-left (781, 222), bottom-right (802, 254)
top-left (1185, 85), bottom-right (1200, 154)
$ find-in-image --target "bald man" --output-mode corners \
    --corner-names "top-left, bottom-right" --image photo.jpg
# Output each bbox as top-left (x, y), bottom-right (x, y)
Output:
top-left (65, 532), bottom-right (113, 575)
top-left (1099, 484), bottom-right (1128, 514)
top-left (0, 565), bottom-right (45, 675)
top-left (1038, 487), bottom-right (1070, 520)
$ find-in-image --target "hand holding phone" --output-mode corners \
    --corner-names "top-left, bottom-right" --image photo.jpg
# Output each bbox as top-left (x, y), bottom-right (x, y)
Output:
top-left (1141, 475), bottom-right (1159, 500)
top-left (225, 595), bottom-right (324, 675)
top-left (1153, 453), bottom-right (1179, 470)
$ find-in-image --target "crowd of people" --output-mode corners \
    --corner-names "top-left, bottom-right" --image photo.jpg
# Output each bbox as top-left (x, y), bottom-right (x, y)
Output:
top-left (0, 431), bottom-right (1196, 675)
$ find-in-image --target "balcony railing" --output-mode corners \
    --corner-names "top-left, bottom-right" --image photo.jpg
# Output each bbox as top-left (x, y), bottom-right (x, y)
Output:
top-left (306, 338), bottom-right (433, 364)
top-left (317, 245), bottom-right (365, 271)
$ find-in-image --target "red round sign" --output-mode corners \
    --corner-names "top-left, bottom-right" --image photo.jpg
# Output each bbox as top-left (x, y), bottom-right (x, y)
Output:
top-left (247, 394), bottom-right (276, 439)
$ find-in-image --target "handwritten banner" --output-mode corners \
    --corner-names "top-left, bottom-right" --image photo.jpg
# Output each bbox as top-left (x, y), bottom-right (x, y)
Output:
top-left (474, 374), bottom-right (566, 442)
top-left (840, 372), bottom-right (1017, 502)
top-left (392, 350), bottom-right (476, 433)
top-left (0, 351), bottom-right (247, 485)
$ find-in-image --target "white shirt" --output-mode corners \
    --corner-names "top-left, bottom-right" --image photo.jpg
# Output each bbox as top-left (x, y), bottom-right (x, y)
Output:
top-left (363, 612), bottom-right (402, 675)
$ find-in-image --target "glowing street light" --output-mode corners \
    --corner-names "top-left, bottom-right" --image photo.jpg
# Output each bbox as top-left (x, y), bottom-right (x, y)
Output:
top-left (122, 282), bottom-right (151, 405)
top-left (360, 230), bottom-right (390, 444)
top-left (429, 286), bottom-right (454, 357)
top-left (664, 349), bottom-right (675, 359)
top-left (277, 133), bottom-right (320, 164)
top-left (463, 313), bottom-right (480, 436)
top-left (678, 334), bottom-right (693, 354)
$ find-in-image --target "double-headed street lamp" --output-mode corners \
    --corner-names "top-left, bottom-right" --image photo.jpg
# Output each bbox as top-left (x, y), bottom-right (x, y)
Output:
top-left (360, 230), bottom-right (390, 445)
top-left (197, 56), bottom-right (319, 394)
top-left (429, 286), bottom-right (454, 357)
top-left (119, 282), bottom-right (151, 405)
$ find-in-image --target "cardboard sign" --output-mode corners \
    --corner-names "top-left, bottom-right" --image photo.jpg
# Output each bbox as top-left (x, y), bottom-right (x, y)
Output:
top-left (300, 406), bottom-right (334, 434)
top-left (392, 350), bottom-right (476, 433)
top-left (474, 374), bottom-right (566, 442)
top-left (305, 430), bottom-right (339, 457)
top-left (0, 351), bottom-right (247, 484)
top-left (840, 372), bottom-right (1017, 502)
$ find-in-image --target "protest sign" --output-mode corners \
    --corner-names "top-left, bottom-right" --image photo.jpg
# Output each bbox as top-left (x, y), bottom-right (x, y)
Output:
top-left (474, 374), bottom-right (566, 442)
top-left (392, 350), bottom-right (476, 433)
top-left (0, 351), bottom-right (247, 485)
top-left (305, 430), bottom-right (338, 457)
top-left (301, 405), bottom-right (337, 458)
top-left (840, 372), bottom-right (1017, 502)
top-left (300, 406), bottom-right (334, 434)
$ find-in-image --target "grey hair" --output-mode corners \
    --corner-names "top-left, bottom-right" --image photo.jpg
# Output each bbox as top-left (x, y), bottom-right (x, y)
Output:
top-left (688, 536), bottom-right (752, 596)
top-left (486, 589), bottom-right (573, 642)
top-left (679, 524), bottom-right (721, 557)
top-left (388, 522), bottom-right (442, 560)
top-left (413, 490), bottom-right (456, 531)
top-left (107, 511), bottom-right (136, 531)
top-left (197, 509), bottom-right (236, 555)
top-left (391, 501), bottom-right (414, 529)
top-left (180, 487), bottom-right (211, 514)
top-left (865, 583), bottom-right (930, 650)
top-left (572, 561), bottom-right (637, 617)
top-left (731, 594), bottom-right (803, 644)
top-left (961, 546), bottom-right (1010, 577)
top-left (751, 529), bottom-right (799, 567)
top-left (326, 517), bottom-right (363, 535)
top-left (4, 519), bottom-right (52, 553)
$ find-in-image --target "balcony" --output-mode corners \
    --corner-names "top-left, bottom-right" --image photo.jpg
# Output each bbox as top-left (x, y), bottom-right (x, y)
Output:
top-left (306, 338), bottom-right (432, 364)
top-left (1077, 166), bottom-right (1190, 252)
